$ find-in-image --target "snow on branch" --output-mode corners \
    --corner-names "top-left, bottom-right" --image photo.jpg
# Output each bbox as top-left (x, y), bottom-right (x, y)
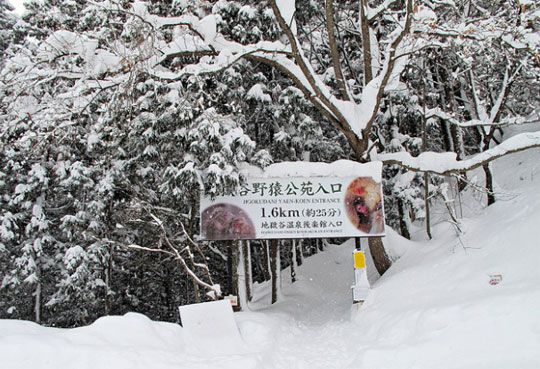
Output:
top-left (366, 0), bottom-right (399, 22)
top-left (274, 0), bottom-right (297, 34)
top-left (376, 131), bottom-right (540, 175)
top-left (152, 40), bottom-right (291, 80)
top-left (424, 108), bottom-right (538, 128)
top-left (359, 0), bottom-right (414, 138)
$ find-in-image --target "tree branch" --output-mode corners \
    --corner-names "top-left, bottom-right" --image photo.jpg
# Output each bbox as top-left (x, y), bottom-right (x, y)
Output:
top-left (359, 0), bottom-right (414, 151)
top-left (325, 0), bottom-right (351, 100)
top-left (378, 131), bottom-right (540, 175)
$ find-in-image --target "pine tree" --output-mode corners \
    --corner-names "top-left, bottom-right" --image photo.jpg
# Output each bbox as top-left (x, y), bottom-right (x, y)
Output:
top-left (0, 0), bottom-right (15, 57)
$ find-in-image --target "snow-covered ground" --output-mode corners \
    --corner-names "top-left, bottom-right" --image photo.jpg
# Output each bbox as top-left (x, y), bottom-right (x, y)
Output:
top-left (1, 147), bottom-right (540, 368)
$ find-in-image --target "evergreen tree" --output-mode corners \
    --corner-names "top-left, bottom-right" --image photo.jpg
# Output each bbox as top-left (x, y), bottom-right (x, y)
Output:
top-left (0, 0), bottom-right (15, 57)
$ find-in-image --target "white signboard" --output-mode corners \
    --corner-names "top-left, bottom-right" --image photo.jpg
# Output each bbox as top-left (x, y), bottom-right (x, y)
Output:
top-left (200, 175), bottom-right (385, 240)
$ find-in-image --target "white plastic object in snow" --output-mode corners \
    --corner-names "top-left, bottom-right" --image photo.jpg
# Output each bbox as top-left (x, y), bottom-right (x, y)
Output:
top-left (351, 250), bottom-right (370, 303)
top-left (179, 300), bottom-right (246, 356)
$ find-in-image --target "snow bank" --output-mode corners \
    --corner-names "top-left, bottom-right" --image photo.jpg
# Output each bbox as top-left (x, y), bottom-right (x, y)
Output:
top-left (350, 147), bottom-right (540, 369)
top-left (0, 313), bottom-right (188, 369)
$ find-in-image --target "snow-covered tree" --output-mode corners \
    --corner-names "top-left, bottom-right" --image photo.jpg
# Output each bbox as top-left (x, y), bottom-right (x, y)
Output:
top-left (0, 0), bottom-right (15, 57)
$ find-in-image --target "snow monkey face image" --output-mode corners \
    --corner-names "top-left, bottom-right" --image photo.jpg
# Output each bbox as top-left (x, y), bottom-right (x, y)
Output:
top-left (344, 177), bottom-right (385, 234)
top-left (201, 203), bottom-right (256, 240)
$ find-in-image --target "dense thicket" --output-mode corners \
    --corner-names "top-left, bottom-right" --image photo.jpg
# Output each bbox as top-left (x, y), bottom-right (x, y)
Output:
top-left (1, 0), bottom-right (538, 326)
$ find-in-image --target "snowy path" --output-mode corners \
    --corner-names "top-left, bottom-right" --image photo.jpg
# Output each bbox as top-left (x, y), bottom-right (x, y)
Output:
top-left (258, 242), bottom-right (358, 324)
top-left (241, 242), bottom-right (362, 369)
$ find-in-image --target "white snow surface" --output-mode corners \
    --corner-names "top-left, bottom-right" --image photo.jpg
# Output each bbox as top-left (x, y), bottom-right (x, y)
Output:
top-left (275, 0), bottom-right (296, 34)
top-left (376, 130), bottom-right (540, 174)
top-left (240, 160), bottom-right (383, 181)
top-left (36, 30), bottom-right (122, 78)
top-left (246, 83), bottom-right (272, 103)
top-left (2, 148), bottom-right (540, 368)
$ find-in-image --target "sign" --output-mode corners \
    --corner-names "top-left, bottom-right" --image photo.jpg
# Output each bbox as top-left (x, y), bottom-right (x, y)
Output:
top-left (200, 175), bottom-right (385, 240)
top-left (178, 300), bottom-right (245, 355)
top-left (224, 295), bottom-right (238, 307)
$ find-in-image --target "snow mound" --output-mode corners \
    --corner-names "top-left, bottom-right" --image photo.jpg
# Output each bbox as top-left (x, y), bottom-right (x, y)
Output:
top-left (0, 313), bottom-right (187, 369)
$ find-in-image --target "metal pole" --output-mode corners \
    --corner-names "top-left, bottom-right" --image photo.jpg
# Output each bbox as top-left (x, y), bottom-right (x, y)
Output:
top-left (355, 237), bottom-right (361, 250)
top-left (227, 244), bottom-right (233, 294)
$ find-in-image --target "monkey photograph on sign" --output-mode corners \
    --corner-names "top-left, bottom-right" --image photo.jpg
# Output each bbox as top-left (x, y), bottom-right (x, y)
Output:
top-left (200, 203), bottom-right (256, 240)
top-left (344, 177), bottom-right (384, 234)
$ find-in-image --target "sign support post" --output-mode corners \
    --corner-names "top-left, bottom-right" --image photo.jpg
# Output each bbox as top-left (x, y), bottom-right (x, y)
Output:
top-left (227, 244), bottom-right (233, 294)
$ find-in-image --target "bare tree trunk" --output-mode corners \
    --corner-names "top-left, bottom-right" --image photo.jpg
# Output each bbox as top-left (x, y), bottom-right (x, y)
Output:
top-left (368, 237), bottom-right (392, 275)
top-left (447, 81), bottom-right (468, 191)
top-left (264, 241), bottom-right (272, 281)
top-left (326, 0), bottom-right (350, 100)
top-left (451, 125), bottom-right (468, 191)
top-left (397, 198), bottom-right (411, 240)
top-left (192, 280), bottom-right (200, 302)
top-left (424, 172), bottom-right (432, 239)
top-left (105, 244), bottom-right (114, 315)
top-left (242, 240), bottom-right (253, 302)
top-left (227, 244), bottom-right (233, 294)
top-left (482, 127), bottom-right (498, 206)
top-left (191, 260), bottom-right (201, 303)
top-left (483, 163), bottom-right (496, 205)
top-left (359, 0), bottom-right (373, 84)
top-left (434, 67), bottom-right (455, 153)
top-left (270, 239), bottom-right (279, 304)
top-left (290, 240), bottom-right (297, 283)
top-left (31, 246), bottom-right (42, 324)
top-left (189, 200), bottom-right (200, 302)
top-left (296, 239), bottom-right (303, 266)
top-left (421, 78), bottom-right (432, 240)
top-left (236, 241), bottom-right (246, 311)
top-left (34, 281), bottom-right (41, 324)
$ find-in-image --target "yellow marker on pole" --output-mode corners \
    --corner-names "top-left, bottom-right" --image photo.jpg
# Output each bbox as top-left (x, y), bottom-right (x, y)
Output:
top-left (353, 251), bottom-right (366, 269)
